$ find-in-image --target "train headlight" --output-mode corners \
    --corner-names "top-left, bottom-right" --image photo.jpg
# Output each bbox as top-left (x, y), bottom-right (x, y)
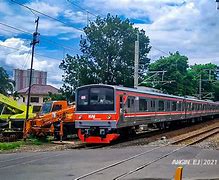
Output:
top-left (107, 115), bottom-right (111, 119)
top-left (78, 115), bottom-right (82, 120)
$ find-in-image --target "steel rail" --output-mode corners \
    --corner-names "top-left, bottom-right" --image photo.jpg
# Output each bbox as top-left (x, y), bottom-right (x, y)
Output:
top-left (113, 127), bottom-right (219, 180)
top-left (74, 125), bottom-right (219, 180)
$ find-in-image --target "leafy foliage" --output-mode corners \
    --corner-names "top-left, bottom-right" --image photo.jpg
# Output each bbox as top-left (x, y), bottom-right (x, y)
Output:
top-left (188, 63), bottom-right (218, 100)
top-left (142, 53), bottom-right (219, 100)
top-left (142, 52), bottom-right (189, 95)
top-left (60, 14), bottom-right (151, 97)
top-left (0, 67), bottom-right (14, 95)
top-left (43, 92), bottom-right (66, 102)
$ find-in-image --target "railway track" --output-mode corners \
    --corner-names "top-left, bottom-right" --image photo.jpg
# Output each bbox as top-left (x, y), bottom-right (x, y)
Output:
top-left (170, 123), bottom-right (219, 145)
top-left (0, 121), bottom-right (218, 176)
top-left (68, 128), bottom-right (167, 150)
top-left (64, 120), bottom-right (219, 150)
top-left (74, 123), bottom-right (219, 180)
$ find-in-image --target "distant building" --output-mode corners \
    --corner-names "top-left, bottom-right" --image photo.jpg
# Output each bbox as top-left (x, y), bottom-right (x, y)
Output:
top-left (13, 69), bottom-right (47, 91)
top-left (17, 84), bottom-right (59, 110)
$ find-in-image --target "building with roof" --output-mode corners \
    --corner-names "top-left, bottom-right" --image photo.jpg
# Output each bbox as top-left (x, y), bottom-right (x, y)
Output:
top-left (17, 84), bottom-right (59, 110)
top-left (14, 69), bottom-right (47, 91)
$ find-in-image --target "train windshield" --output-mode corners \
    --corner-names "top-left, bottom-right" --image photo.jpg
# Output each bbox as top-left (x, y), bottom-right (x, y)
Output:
top-left (77, 87), bottom-right (114, 111)
top-left (40, 102), bottom-right (52, 115)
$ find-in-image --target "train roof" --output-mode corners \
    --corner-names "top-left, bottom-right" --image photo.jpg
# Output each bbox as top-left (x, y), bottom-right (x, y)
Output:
top-left (77, 84), bottom-right (219, 105)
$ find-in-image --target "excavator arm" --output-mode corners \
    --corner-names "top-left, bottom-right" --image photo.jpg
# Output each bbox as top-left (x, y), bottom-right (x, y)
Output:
top-left (0, 93), bottom-right (26, 114)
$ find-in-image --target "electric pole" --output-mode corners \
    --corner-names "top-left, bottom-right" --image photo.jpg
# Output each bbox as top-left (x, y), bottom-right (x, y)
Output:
top-left (24, 17), bottom-right (40, 133)
top-left (199, 74), bottom-right (202, 99)
top-left (134, 32), bottom-right (139, 88)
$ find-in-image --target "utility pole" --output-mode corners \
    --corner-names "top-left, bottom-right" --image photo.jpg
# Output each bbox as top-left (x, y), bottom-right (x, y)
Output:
top-left (24, 17), bottom-right (40, 131)
top-left (134, 32), bottom-right (139, 88)
top-left (216, 0), bottom-right (219, 10)
top-left (199, 74), bottom-right (202, 99)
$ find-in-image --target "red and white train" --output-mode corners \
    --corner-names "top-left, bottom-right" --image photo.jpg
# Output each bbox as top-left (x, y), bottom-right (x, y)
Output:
top-left (75, 84), bottom-right (219, 143)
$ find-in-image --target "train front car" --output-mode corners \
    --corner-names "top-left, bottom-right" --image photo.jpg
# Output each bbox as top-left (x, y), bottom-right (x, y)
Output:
top-left (75, 85), bottom-right (120, 143)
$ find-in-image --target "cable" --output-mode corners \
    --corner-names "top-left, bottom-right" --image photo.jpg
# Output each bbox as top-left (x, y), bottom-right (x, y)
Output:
top-left (0, 27), bottom-right (19, 35)
top-left (10, 0), bottom-right (83, 32)
top-left (0, 44), bottom-right (29, 51)
top-left (66, 1), bottom-right (169, 56)
top-left (66, 0), bottom-right (98, 17)
top-left (5, 2), bottom-right (169, 56)
top-left (22, 50), bottom-right (31, 69)
top-left (3, 49), bottom-right (21, 56)
top-left (0, 22), bottom-right (79, 52)
top-left (0, 22), bottom-right (31, 35)
top-left (0, 44), bottom-right (62, 61)
top-left (151, 46), bottom-right (169, 55)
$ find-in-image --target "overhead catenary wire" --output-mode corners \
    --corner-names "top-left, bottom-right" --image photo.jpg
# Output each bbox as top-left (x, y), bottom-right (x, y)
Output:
top-left (66, 0), bottom-right (99, 17)
top-left (10, 0), bottom-right (83, 32)
top-left (66, 1), bottom-right (169, 56)
top-left (22, 50), bottom-right (32, 69)
top-left (8, 0), bottom-right (169, 56)
top-left (0, 22), bottom-right (79, 53)
top-left (0, 44), bottom-right (62, 61)
top-left (151, 46), bottom-right (169, 55)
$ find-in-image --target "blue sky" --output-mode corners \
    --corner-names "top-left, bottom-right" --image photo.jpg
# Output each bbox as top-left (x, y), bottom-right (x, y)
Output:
top-left (0, 0), bottom-right (219, 88)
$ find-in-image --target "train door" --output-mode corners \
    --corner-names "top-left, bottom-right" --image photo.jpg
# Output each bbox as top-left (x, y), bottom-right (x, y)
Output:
top-left (119, 95), bottom-right (124, 122)
top-left (150, 99), bottom-right (156, 122)
top-left (124, 96), bottom-right (135, 123)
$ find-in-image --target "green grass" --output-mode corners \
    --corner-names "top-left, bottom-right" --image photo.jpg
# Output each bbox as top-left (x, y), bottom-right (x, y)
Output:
top-left (27, 138), bottom-right (43, 145)
top-left (0, 141), bottom-right (24, 151)
top-left (0, 137), bottom-right (49, 151)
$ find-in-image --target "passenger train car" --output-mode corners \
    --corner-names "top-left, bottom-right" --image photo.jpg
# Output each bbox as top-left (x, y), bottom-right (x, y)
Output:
top-left (75, 84), bottom-right (219, 143)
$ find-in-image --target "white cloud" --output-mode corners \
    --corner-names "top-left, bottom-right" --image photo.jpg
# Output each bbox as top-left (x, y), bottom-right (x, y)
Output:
top-left (26, 1), bottom-right (62, 17)
top-left (0, 1), bottom-right (83, 38)
top-left (0, 38), bottom-right (63, 89)
top-left (85, 0), bottom-right (219, 66)
top-left (0, 1), bottom-right (13, 15)
top-left (64, 10), bottom-right (88, 24)
top-left (133, 0), bottom-right (219, 65)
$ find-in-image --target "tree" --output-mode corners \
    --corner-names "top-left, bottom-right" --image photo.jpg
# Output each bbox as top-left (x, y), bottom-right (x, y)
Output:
top-left (188, 63), bottom-right (218, 99)
top-left (212, 81), bottom-right (219, 101)
top-left (142, 52), bottom-right (189, 95)
top-left (0, 67), bottom-right (13, 95)
top-left (60, 14), bottom-right (151, 96)
top-left (43, 92), bottom-right (66, 102)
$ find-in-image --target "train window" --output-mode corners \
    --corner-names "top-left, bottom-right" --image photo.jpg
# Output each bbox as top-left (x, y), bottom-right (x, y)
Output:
top-left (199, 104), bottom-right (202, 111)
top-left (139, 98), bottom-right (148, 111)
top-left (126, 97), bottom-right (135, 113)
top-left (178, 101), bottom-right (182, 111)
top-left (151, 100), bottom-right (155, 111)
top-left (182, 102), bottom-right (185, 111)
top-left (78, 89), bottom-right (89, 105)
top-left (90, 88), bottom-right (114, 105)
top-left (166, 101), bottom-right (171, 111)
top-left (172, 101), bottom-right (177, 111)
top-left (77, 87), bottom-right (114, 111)
top-left (120, 96), bottom-right (123, 108)
top-left (158, 100), bottom-right (164, 111)
top-left (186, 102), bottom-right (189, 111)
top-left (192, 103), bottom-right (195, 111)
top-left (128, 99), bottom-right (131, 108)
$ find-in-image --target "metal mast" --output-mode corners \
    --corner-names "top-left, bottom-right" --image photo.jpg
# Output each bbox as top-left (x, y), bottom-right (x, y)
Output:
top-left (25, 17), bottom-right (40, 123)
top-left (134, 32), bottom-right (139, 88)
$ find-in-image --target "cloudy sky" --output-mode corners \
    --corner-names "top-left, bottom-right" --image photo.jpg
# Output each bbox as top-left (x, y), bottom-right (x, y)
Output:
top-left (0, 0), bottom-right (219, 88)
